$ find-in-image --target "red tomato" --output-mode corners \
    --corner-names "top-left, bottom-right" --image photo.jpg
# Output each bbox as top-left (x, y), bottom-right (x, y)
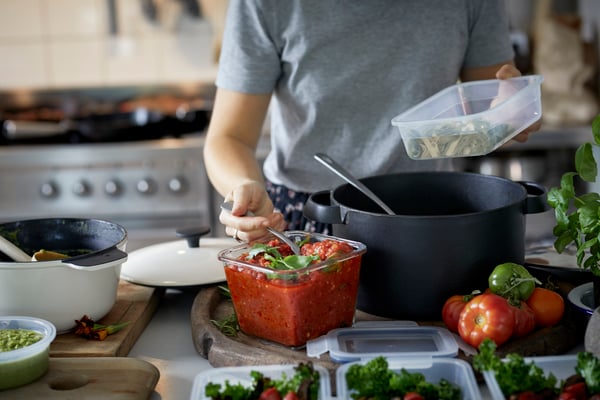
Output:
top-left (259, 387), bottom-right (282, 400)
top-left (403, 393), bottom-right (425, 400)
top-left (526, 287), bottom-right (565, 327)
top-left (442, 294), bottom-right (472, 333)
top-left (283, 392), bottom-right (300, 400)
top-left (458, 293), bottom-right (515, 348)
top-left (562, 382), bottom-right (587, 400)
top-left (511, 301), bottom-right (536, 338)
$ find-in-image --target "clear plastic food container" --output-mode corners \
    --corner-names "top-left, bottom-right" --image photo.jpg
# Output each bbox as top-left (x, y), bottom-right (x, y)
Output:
top-left (190, 363), bottom-right (332, 400)
top-left (217, 231), bottom-right (366, 347)
top-left (0, 316), bottom-right (56, 390)
top-left (336, 357), bottom-right (481, 400)
top-left (307, 321), bottom-right (481, 399)
top-left (391, 75), bottom-right (543, 160)
top-left (483, 354), bottom-right (578, 400)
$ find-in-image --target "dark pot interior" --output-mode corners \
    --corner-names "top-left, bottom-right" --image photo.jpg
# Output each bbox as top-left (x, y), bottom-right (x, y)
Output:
top-left (332, 172), bottom-right (528, 216)
top-left (0, 218), bottom-right (127, 262)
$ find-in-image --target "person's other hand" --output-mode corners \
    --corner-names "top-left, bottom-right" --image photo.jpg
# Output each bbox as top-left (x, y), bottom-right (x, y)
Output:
top-left (220, 180), bottom-right (286, 242)
top-left (495, 64), bottom-right (542, 143)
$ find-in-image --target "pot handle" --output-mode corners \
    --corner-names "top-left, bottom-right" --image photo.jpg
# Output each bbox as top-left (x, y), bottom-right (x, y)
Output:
top-left (518, 181), bottom-right (550, 214)
top-left (303, 190), bottom-right (344, 224)
top-left (61, 247), bottom-right (128, 271)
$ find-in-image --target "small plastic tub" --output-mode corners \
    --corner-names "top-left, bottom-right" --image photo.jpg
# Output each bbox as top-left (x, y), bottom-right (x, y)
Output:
top-left (336, 356), bottom-right (481, 400)
top-left (0, 316), bottom-right (56, 390)
top-left (391, 75), bottom-right (543, 160)
top-left (218, 231), bottom-right (366, 347)
top-left (190, 363), bottom-right (332, 400)
top-left (483, 354), bottom-right (578, 400)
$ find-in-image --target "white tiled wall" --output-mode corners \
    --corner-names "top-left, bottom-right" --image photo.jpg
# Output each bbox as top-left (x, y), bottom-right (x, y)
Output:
top-left (0, 0), bottom-right (218, 90)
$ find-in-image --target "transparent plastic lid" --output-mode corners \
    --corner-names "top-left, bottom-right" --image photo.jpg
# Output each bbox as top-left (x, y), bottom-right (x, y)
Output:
top-left (306, 321), bottom-right (459, 363)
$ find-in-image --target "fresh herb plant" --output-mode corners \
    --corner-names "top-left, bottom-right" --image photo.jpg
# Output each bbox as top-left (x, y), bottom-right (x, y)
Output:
top-left (547, 114), bottom-right (600, 276)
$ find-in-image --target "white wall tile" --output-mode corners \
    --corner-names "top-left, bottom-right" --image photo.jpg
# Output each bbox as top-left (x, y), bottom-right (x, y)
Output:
top-left (158, 29), bottom-right (216, 83)
top-left (0, 0), bottom-right (44, 39)
top-left (48, 39), bottom-right (105, 87)
top-left (105, 36), bottom-right (161, 84)
top-left (44, 0), bottom-right (107, 37)
top-left (0, 43), bottom-right (48, 89)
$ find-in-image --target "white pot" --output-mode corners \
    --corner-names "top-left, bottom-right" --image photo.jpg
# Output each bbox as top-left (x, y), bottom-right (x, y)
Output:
top-left (0, 218), bottom-right (127, 333)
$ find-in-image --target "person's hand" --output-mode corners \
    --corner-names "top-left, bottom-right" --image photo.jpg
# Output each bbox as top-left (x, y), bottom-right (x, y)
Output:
top-left (495, 64), bottom-right (542, 143)
top-left (220, 180), bottom-right (286, 242)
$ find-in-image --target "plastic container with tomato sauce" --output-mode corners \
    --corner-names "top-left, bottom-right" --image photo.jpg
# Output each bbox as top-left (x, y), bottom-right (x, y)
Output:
top-left (217, 231), bottom-right (366, 347)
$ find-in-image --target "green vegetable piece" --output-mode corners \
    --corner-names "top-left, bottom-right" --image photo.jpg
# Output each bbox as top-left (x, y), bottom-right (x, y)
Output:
top-left (473, 339), bottom-right (558, 397)
top-left (575, 351), bottom-right (600, 394)
top-left (488, 262), bottom-right (540, 301)
top-left (345, 356), bottom-right (461, 400)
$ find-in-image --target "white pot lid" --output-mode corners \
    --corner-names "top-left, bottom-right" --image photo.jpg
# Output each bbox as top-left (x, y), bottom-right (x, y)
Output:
top-left (120, 237), bottom-right (237, 287)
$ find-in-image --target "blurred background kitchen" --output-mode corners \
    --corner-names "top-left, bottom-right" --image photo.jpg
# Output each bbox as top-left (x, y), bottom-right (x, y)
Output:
top-left (0, 0), bottom-right (599, 250)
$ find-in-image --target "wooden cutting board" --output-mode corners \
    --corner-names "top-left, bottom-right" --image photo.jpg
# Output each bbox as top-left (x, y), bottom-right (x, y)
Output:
top-left (50, 280), bottom-right (164, 357)
top-left (190, 285), bottom-right (586, 369)
top-left (0, 357), bottom-right (159, 399)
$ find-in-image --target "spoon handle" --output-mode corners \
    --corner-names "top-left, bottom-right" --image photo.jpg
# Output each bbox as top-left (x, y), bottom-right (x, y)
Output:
top-left (313, 153), bottom-right (396, 215)
top-left (0, 236), bottom-right (31, 262)
top-left (220, 201), bottom-right (301, 255)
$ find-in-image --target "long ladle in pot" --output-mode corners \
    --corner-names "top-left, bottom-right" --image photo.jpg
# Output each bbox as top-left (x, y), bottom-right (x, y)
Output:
top-left (313, 153), bottom-right (396, 215)
top-left (0, 236), bottom-right (31, 262)
top-left (220, 201), bottom-right (302, 255)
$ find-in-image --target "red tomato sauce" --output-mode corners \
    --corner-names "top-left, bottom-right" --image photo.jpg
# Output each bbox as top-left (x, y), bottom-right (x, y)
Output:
top-left (224, 239), bottom-right (362, 347)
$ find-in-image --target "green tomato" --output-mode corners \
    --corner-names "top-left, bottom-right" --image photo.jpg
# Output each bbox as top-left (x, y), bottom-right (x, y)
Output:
top-left (488, 262), bottom-right (538, 301)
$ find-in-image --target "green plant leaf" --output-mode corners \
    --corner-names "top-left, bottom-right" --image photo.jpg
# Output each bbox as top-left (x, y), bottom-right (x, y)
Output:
top-left (576, 143), bottom-right (598, 182)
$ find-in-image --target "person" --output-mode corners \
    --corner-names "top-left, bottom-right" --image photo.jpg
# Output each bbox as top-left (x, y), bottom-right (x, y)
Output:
top-left (203, 0), bottom-right (542, 243)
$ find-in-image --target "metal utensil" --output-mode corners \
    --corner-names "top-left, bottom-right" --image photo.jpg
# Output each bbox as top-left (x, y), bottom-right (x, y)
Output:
top-left (220, 201), bottom-right (301, 255)
top-left (0, 235), bottom-right (31, 262)
top-left (313, 152), bottom-right (396, 215)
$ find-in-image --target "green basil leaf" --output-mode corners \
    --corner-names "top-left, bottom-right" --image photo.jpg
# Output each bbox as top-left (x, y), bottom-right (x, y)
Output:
top-left (576, 143), bottom-right (598, 182)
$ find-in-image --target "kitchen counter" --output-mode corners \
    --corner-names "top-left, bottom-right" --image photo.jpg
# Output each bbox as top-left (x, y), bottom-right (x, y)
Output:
top-left (130, 287), bottom-right (504, 399)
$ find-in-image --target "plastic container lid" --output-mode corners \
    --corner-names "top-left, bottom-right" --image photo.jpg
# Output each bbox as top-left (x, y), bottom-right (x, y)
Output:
top-left (306, 321), bottom-right (459, 362)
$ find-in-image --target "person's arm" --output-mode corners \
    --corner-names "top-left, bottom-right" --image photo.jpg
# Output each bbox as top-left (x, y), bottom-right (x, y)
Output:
top-left (461, 62), bottom-right (541, 142)
top-left (203, 88), bottom-right (285, 241)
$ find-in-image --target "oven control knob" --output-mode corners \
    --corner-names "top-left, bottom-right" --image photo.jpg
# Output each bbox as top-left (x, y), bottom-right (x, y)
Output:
top-left (168, 176), bottom-right (188, 194)
top-left (40, 181), bottom-right (59, 198)
top-left (136, 178), bottom-right (156, 195)
top-left (104, 179), bottom-right (123, 196)
top-left (72, 180), bottom-right (92, 197)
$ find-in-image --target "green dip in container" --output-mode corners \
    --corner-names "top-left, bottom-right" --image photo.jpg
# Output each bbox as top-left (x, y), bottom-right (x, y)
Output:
top-left (0, 317), bottom-right (56, 391)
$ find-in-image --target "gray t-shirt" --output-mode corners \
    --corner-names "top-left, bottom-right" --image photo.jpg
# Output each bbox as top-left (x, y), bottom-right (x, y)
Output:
top-left (216, 0), bottom-right (514, 193)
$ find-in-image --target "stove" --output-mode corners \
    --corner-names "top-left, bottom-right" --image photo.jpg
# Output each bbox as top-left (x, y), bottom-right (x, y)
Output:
top-left (0, 84), bottom-right (223, 250)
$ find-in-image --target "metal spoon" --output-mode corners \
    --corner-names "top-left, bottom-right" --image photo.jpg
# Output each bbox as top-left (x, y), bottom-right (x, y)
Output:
top-left (314, 153), bottom-right (396, 215)
top-left (220, 201), bottom-right (301, 255)
top-left (0, 235), bottom-right (31, 262)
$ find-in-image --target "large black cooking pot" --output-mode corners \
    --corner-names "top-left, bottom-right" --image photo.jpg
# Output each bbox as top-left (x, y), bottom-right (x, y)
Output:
top-left (303, 171), bottom-right (549, 320)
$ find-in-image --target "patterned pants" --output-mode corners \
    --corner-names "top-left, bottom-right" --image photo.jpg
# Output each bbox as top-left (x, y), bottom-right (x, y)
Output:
top-left (265, 180), bottom-right (331, 234)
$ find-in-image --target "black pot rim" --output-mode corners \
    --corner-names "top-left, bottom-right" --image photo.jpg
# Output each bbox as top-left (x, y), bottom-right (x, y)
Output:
top-left (330, 171), bottom-right (531, 219)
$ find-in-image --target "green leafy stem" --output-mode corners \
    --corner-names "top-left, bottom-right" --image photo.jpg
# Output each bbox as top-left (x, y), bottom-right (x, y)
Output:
top-left (547, 114), bottom-right (600, 276)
